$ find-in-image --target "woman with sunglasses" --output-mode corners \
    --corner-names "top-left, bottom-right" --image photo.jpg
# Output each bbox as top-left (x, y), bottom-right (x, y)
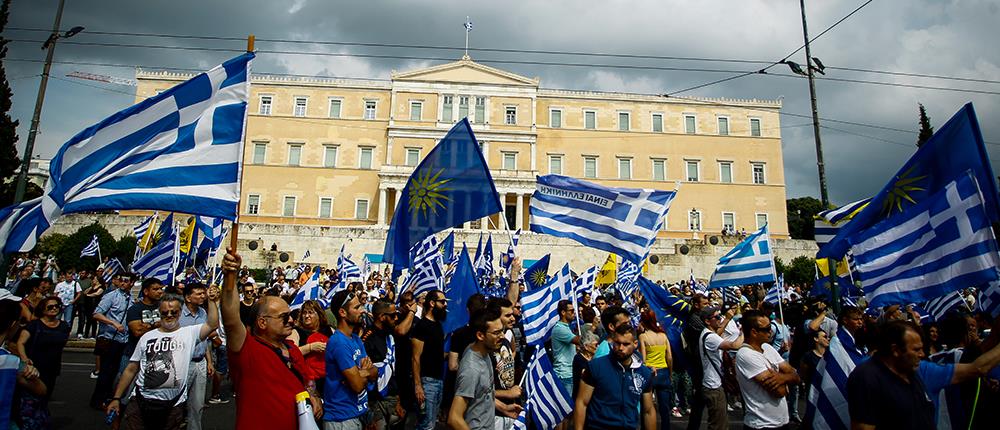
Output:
top-left (292, 300), bottom-right (333, 396)
top-left (16, 297), bottom-right (71, 398)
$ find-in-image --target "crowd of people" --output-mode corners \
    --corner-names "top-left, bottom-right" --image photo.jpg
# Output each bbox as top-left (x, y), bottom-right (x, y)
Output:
top-left (2, 248), bottom-right (1000, 430)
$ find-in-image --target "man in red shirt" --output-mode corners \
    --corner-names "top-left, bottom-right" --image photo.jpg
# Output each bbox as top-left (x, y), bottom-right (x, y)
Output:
top-left (220, 248), bottom-right (322, 429)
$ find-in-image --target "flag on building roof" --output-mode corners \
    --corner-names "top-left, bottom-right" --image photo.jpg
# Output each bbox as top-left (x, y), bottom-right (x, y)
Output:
top-left (383, 118), bottom-right (502, 267)
top-left (522, 263), bottom-right (572, 346)
top-left (523, 347), bottom-right (574, 430)
top-left (80, 235), bottom-right (100, 258)
top-left (443, 245), bottom-right (477, 334)
top-left (851, 172), bottom-right (1000, 308)
top-left (709, 224), bottom-right (776, 289)
top-left (290, 267), bottom-right (323, 311)
top-left (529, 174), bottom-right (675, 266)
top-left (814, 198), bottom-right (870, 248)
top-left (523, 254), bottom-right (550, 291)
top-left (638, 276), bottom-right (690, 328)
top-left (0, 53), bottom-right (254, 254)
top-left (805, 327), bottom-right (868, 430)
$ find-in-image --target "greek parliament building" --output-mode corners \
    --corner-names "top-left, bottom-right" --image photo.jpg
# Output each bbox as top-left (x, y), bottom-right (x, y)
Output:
top-left (118, 56), bottom-right (810, 280)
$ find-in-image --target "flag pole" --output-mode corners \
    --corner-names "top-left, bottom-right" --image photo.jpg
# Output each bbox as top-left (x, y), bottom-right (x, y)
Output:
top-left (766, 226), bottom-right (784, 324)
top-left (224, 34), bottom-right (254, 292)
top-left (96, 239), bottom-right (102, 265)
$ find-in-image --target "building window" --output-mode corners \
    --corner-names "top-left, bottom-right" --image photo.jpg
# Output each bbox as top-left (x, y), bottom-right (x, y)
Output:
top-left (719, 162), bottom-right (733, 183)
top-left (259, 95), bottom-right (272, 115)
top-left (722, 212), bottom-right (735, 231)
top-left (618, 158), bottom-right (632, 180)
top-left (323, 146), bottom-right (338, 168)
top-left (405, 148), bottom-right (421, 167)
top-left (442, 95), bottom-right (454, 121)
top-left (549, 155), bottom-right (563, 175)
top-left (684, 115), bottom-right (696, 134)
top-left (355, 199), bottom-right (369, 220)
top-left (618, 112), bottom-right (630, 131)
top-left (287, 144), bottom-right (303, 166)
top-left (409, 101), bottom-right (422, 121)
top-left (364, 100), bottom-right (377, 120)
top-left (505, 106), bottom-right (517, 125)
top-left (247, 195), bottom-right (260, 215)
top-left (686, 161), bottom-right (700, 182)
top-left (756, 213), bottom-right (769, 229)
top-left (651, 114), bottom-right (663, 133)
top-left (718, 117), bottom-right (729, 135)
top-left (584, 156), bottom-right (597, 178)
top-left (293, 97), bottom-right (307, 117)
top-left (584, 110), bottom-right (596, 129)
top-left (328, 98), bottom-right (342, 118)
top-left (550, 109), bottom-right (562, 128)
top-left (502, 152), bottom-right (517, 170)
top-left (458, 96), bottom-right (470, 119)
top-left (752, 163), bottom-right (766, 184)
top-left (283, 196), bottom-right (296, 217)
top-left (689, 210), bottom-right (702, 231)
top-left (474, 97), bottom-right (486, 123)
top-left (359, 147), bottom-right (373, 169)
top-left (252, 142), bottom-right (267, 164)
top-left (319, 198), bottom-right (333, 218)
top-left (750, 118), bottom-right (761, 137)
top-left (652, 159), bottom-right (666, 181)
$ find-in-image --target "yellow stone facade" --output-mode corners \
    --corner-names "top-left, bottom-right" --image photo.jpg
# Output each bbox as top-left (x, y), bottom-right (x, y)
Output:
top-left (135, 57), bottom-right (788, 244)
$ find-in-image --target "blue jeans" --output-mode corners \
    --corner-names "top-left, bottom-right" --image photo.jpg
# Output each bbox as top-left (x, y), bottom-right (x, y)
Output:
top-left (652, 370), bottom-right (673, 430)
top-left (61, 304), bottom-right (74, 325)
top-left (417, 377), bottom-right (443, 430)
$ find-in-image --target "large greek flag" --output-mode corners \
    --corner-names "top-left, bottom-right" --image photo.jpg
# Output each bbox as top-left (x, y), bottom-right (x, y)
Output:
top-left (133, 224), bottom-right (176, 282)
top-left (850, 172), bottom-right (1000, 308)
top-left (522, 263), bottom-right (572, 346)
top-left (805, 327), bottom-right (867, 430)
top-left (523, 347), bottom-right (574, 430)
top-left (529, 174), bottom-right (675, 265)
top-left (708, 224), bottom-right (776, 289)
top-left (80, 235), bottom-right (100, 257)
top-left (0, 53), bottom-right (254, 253)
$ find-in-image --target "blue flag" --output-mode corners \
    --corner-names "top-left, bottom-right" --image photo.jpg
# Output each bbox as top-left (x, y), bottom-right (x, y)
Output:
top-left (523, 255), bottom-right (550, 291)
top-left (637, 276), bottom-right (691, 328)
top-left (443, 245), bottom-right (478, 335)
top-left (441, 231), bottom-right (455, 261)
top-left (819, 103), bottom-right (1000, 259)
top-left (383, 119), bottom-right (501, 267)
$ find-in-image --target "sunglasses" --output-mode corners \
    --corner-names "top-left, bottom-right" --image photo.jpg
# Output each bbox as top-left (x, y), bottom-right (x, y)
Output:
top-left (332, 293), bottom-right (356, 311)
top-left (45, 304), bottom-right (62, 311)
top-left (262, 312), bottom-right (293, 321)
top-left (753, 324), bottom-right (773, 332)
top-left (161, 309), bottom-right (180, 317)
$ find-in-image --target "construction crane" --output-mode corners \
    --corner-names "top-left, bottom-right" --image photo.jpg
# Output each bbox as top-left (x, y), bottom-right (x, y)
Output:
top-left (66, 71), bottom-right (137, 86)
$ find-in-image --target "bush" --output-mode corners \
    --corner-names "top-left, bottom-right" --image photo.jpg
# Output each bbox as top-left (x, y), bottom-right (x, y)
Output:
top-left (55, 223), bottom-right (117, 271)
top-left (36, 233), bottom-right (68, 257)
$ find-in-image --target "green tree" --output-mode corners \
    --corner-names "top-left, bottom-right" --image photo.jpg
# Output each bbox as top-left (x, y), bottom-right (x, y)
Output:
top-left (0, 0), bottom-right (19, 181)
top-left (786, 197), bottom-right (826, 240)
top-left (776, 255), bottom-right (815, 286)
top-left (35, 232), bottom-right (67, 256)
top-left (54, 223), bottom-right (116, 271)
top-left (917, 103), bottom-right (934, 147)
top-left (112, 235), bottom-right (138, 266)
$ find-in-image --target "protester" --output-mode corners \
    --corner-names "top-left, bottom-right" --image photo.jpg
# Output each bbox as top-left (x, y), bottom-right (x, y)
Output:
top-left (0, 294), bottom-right (47, 430)
top-left (574, 324), bottom-right (657, 430)
top-left (552, 299), bottom-right (582, 397)
top-left (294, 299), bottom-right (333, 395)
top-left (53, 273), bottom-right (81, 325)
top-left (324, 290), bottom-right (375, 429)
top-left (931, 312), bottom-right (1000, 429)
top-left (78, 272), bottom-right (105, 340)
top-left (363, 299), bottom-right (402, 430)
top-left (90, 273), bottom-right (133, 409)
top-left (411, 290), bottom-right (448, 430)
top-left (638, 309), bottom-right (673, 430)
top-left (17, 296), bottom-right (71, 398)
top-left (179, 283), bottom-right (212, 430)
top-left (448, 307), bottom-right (508, 430)
top-left (699, 306), bottom-right (743, 430)
top-left (735, 310), bottom-right (800, 430)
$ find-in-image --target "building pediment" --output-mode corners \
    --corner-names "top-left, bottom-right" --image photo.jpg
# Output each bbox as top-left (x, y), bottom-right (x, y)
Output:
top-left (391, 57), bottom-right (539, 87)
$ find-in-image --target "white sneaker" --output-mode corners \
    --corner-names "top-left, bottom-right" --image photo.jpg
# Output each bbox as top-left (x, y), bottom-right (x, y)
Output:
top-left (671, 407), bottom-right (682, 418)
top-left (89, 371), bottom-right (99, 379)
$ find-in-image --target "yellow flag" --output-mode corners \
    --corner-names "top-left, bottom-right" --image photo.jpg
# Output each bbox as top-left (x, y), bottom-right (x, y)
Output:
top-left (642, 257), bottom-right (650, 276)
top-left (178, 219), bottom-right (196, 254)
top-left (596, 253), bottom-right (617, 286)
top-left (815, 257), bottom-right (850, 278)
top-left (139, 219), bottom-right (157, 252)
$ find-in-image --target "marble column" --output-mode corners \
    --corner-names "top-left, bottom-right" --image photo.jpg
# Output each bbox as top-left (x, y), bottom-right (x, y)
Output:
top-left (377, 187), bottom-right (388, 225)
top-left (515, 193), bottom-right (524, 230)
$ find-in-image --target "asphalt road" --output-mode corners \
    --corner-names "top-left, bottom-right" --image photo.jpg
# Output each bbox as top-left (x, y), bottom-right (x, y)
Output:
top-left (52, 350), bottom-right (797, 429)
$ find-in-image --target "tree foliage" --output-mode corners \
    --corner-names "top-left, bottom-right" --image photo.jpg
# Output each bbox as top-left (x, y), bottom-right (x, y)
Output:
top-left (0, 0), bottom-right (20, 181)
top-left (786, 197), bottom-right (826, 240)
top-left (51, 223), bottom-right (138, 271)
top-left (774, 255), bottom-right (815, 287)
top-left (917, 103), bottom-right (934, 147)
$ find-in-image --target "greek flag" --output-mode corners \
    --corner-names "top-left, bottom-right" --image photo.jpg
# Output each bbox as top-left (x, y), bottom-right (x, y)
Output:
top-left (80, 235), bottom-right (100, 257)
top-left (302, 249), bottom-right (311, 261)
top-left (805, 327), bottom-right (867, 430)
top-left (980, 276), bottom-right (1000, 318)
top-left (464, 18), bottom-right (473, 31)
top-left (511, 410), bottom-right (527, 430)
top-left (333, 245), bottom-right (362, 294)
top-left (501, 229), bottom-right (520, 271)
top-left (474, 234), bottom-right (494, 283)
top-left (709, 224), bottom-right (776, 289)
top-left (522, 264), bottom-right (572, 346)
top-left (102, 258), bottom-right (124, 285)
top-left (133, 223), bottom-right (176, 282)
top-left (401, 236), bottom-right (445, 298)
top-left (814, 198), bottom-right (870, 248)
top-left (133, 213), bottom-right (157, 247)
top-left (290, 267), bottom-right (322, 311)
top-left (523, 347), bottom-right (574, 430)
top-left (616, 258), bottom-right (640, 300)
top-left (196, 216), bottom-right (224, 255)
top-left (764, 276), bottom-right (784, 305)
top-left (851, 172), bottom-right (1000, 308)
top-left (0, 53), bottom-right (254, 253)
top-left (842, 296), bottom-right (859, 308)
top-left (573, 265), bottom-right (598, 299)
top-left (919, 291), bottom-right (968, 322)
top-left (529, 174), bottom-right (676, 266)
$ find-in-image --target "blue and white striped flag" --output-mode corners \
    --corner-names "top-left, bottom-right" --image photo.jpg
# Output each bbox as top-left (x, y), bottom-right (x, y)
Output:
top-left (522, 264), bottom-right (572, 346)
top-left (511, 410), bottom-right (527, 430)
top-left (133, 213), bottom-right (157, 245)
top-left (80, 235), bottom-right (100, 257)
top-left (401, 235), bottom-right (445, 299)
top-left (196, 216), bottom-right (224, 256)
top-left (764, 276), bottom-right (784, 305)
top-left (0, 53), bottom-right (254, 253)
top-left (290, 267), bottom-right (323, 311)
top-left (529, 174), bottom-right (676, 266)
top-left (842, 296), bottom-right (859, 308)
top-left (332, 245), bottom-right (362, 294)
top-left (919, 291), bottom-right (968, 322)
top-left (501, 229), bottom-right (521, 271)
top-left (980, 276), bottom-right (1000, 318)
top-left (616, 258), bottom-right (640, 300)
top-left (709, 224), bottom-right (776, 289)
top-left (302, 249), bottom-right (311, 261)
top-left (523, 347), bottom-right (574, 430)
top-left (814, 198), bottom-right (870, 248)
top-left (102, 258), bottom-right (124, 285)
top-left (475, 234), bottom-right (495, 284)
top-left (851, 172), bottom-right (1000, 308)
top-left (805, 327), bottom-right (867, 430)
top-left (573, 265), bottom-right (598, 299)
top-left (133, 224), bottom-right (176, 282)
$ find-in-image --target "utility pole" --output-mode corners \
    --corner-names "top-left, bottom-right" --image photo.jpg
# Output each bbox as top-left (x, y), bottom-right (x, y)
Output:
top-left (13, 0), bottom-right (65, 203)
top-left (800, 0), bottom-right (829, 208)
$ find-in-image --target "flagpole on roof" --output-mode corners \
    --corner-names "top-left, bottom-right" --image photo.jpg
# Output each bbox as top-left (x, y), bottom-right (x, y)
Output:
top-left (224, 35), bottom-right (254, 291)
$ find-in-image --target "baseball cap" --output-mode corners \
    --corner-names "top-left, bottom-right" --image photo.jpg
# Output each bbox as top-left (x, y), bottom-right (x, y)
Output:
top-left (700, 306), bottom-right (721, 321)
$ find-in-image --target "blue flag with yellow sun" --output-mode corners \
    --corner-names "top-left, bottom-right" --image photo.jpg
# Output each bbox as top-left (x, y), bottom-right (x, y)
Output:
top-left (819, 103), bottom-right (1000, 260)
top-left (384, 118), bottom-right (502, 267)
top-left (524, 254), bottom-right (550, 291)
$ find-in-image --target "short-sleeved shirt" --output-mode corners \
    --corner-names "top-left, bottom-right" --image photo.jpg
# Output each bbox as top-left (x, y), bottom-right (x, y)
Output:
top-left (449, 325), bottom-right (476, 360)
top-left (179, 305), bottom-right (208, 359)
top-left (700, 329), bottom-right (725, 389)
top-left (581, 354), bottom-right (653, 429)
top-left (735, 344), bottom-right (789, 428)
top-left (804, 316), bottom-right (838, 338)
top-left (229, 336), bottom-right (310, 430)
top-left (411, 318), bottom-right (445, 380)
top-left (125, 302), bottom-right (159, 358)
top-left (847, 358), bottom-right (954, 430)
top-left (454, 346), bottom-right (495, 430)
top-left (364, 327), bottom-right (396, 399)
top-left (551, 321), bottom-right (576, 379)
top-left (95, 288), bottom-right (131, 343)
top-left (324, 330), bottom-right (368, 422)
top-left (129, 325), bottom-right (202, 405)
top-left (54, 281), bottom-right (80, 306)
top-left (0, 348), bottom-right (20, 430)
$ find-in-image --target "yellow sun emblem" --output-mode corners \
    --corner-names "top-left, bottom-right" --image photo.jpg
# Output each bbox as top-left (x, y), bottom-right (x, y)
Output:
top-left (530, 269), bottom-right (547, 286)
top-left (881, 166), bottom-right (927, 215)
top-left (408, 168), bottom-right (453, 218)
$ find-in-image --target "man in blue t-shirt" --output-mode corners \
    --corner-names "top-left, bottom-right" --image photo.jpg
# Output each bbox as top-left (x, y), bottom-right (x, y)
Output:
top-left (325, 290), bottom-right (377, 428)
top-left (574, 324), bottom-right (656, 430)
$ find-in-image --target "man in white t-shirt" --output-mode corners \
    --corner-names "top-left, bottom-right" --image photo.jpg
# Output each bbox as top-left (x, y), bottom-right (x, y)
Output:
top-left (53, 273), bottom-right (81, 325)
top-left (106, 293), bottom-right (219, 428)
top-left (699, 306), bottom-right (743, 430)
top-left (735, 310), bottom-right (800, 430)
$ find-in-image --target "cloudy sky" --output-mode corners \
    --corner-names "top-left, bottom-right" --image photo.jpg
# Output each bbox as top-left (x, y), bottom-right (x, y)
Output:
top-left (5, 0), bottom-right (999, 205)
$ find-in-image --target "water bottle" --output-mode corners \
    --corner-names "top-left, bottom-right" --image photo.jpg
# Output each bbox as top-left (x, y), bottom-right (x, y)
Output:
top-left (295, 391), bottom-right (320, 430)
top-left (105, 409), bottom-right (117, 426)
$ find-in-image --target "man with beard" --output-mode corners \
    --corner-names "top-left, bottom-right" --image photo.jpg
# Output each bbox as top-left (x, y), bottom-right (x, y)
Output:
top-left (105, 293), bottom-right (219, 429)
top-left (325, 290), bottom-right (376, 429)
top-left (363, 299), bottom-right (403, 430)
top-left (411, 290), bottom-right (448, 430)
top-left (448, 308), bottom-right (512, 430)
top-left (90, 273), bottom-right (133, 409)
top-left (179, 284), bottom-right (213, 430)
top-left (486, 298), bottom-right (523, 428)
top-left (574, 324), bottom-right (656, 430)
